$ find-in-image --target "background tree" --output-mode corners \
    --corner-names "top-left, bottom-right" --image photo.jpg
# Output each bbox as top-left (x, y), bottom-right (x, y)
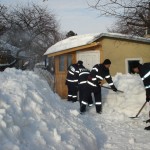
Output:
top-left (0, 5), bottom-right (8, 36)
top-left (88, 0), bottom-right (150, 37)
top-left (0, 4), bottom-right (62, 69)
top-left (66, 30), bottom-right (77, 38)
top-left (107, 18), bottom-right (147, 37)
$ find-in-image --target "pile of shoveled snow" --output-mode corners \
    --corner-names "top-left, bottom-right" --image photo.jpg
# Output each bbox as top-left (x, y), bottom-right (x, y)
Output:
top-left (0, 68), bottom-right (149, 150)
top-left (102, 73), bottom-right (148, 119)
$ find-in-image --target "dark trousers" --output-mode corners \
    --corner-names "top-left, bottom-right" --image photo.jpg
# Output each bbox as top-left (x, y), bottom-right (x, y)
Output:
top-left (67, 84), bottom-right (78, 102)
top-left (79, 84), bottom-right (93, 107)
top-left (146, 88), bottom-right (150, 99)
top-left (80, 84), bottom-right (102, 113)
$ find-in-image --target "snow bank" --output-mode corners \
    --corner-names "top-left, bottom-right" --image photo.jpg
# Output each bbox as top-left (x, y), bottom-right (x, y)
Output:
top-left (0, 68), bottom-right (97, 150)
top-left (0, 68), bottom-right (149, 150)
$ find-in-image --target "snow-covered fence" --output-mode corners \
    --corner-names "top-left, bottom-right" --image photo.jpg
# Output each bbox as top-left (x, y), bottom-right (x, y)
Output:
top-left (34, 68), bottom-right (54, 91)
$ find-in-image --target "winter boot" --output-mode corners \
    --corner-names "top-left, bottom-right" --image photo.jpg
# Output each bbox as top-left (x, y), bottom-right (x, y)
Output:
top-left (146, 119), bottom-right (150, 123)
top-left (96, 111), bottom-right (102, 114)
top-left (80, 104), bottom-right (86, 113)
top-left (96, 105), bottom-right (102, 114)
top-left (144, 126), bottom-right (150, 130)
top-left (67, 96), bottom-right (73, 102)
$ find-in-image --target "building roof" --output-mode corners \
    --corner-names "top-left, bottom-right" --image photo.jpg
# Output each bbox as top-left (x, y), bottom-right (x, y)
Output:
top-left (44, 33), bottom-right (150, 56)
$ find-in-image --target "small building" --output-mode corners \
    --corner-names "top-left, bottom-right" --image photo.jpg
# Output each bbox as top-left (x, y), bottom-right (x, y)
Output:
top-left (44, 33), bottom-right (150, 99)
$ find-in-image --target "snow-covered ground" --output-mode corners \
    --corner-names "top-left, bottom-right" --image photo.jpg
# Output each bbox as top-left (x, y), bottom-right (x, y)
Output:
top-left (0, 68), bottom-right (150, 150)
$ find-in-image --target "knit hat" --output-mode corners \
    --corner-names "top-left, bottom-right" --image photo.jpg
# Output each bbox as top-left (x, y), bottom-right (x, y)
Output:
top-left (77, 60), bottom-right (83, 65)
top-left (103, 59), bottom-right (111, 65)
top-left (131, 62), bottom-right (140, 69)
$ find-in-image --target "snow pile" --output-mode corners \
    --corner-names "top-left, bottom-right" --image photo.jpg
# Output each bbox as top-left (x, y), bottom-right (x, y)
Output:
top-left (102, 73), bottom-right (147, 119)
top-left (34, 68), bottom-right (54, 90)
top-left (0, 68), bottom-right (97, 150)
top-left (0, 68), bottom-right (149, 150)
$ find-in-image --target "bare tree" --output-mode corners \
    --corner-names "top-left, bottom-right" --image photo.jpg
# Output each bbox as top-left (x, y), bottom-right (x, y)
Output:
top-left (107, 17), bottom-right (147, 36)
top-left (88, 0), bottom-right (150, 36)
top-left (0, 4), bottom-right (62, 69)
top-left (0, 5), bottom-right (9, 36)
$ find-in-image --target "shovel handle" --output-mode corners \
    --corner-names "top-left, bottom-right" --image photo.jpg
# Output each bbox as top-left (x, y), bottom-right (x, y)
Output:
top-left (135, 101), bottom-right (147, 117)
top-left (101, 85), bottom-right (124, 93)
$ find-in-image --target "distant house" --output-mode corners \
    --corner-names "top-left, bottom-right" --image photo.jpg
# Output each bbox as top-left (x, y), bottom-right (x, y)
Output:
top-left (44, 33), bottom-right (150, 99)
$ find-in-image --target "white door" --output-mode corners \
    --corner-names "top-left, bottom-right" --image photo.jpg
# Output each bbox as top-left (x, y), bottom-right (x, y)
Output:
top-left (77, 50), bottom-right (100, 70)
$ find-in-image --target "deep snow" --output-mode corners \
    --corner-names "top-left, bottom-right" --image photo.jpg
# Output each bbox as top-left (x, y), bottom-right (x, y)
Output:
top-left (0, 68), bottom-right (150, 150)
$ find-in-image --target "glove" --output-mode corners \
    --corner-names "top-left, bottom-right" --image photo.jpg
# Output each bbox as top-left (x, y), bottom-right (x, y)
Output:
top-left (111, 85), bottom-right (117, 92)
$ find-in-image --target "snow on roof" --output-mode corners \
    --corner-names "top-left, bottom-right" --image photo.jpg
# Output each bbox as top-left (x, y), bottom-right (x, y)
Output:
top-left (44, 33), bottom-right (101, 55)
top-left (44, 33), bottom-right (150, 56)
top-left (102, 32), bottom-right (150, 43)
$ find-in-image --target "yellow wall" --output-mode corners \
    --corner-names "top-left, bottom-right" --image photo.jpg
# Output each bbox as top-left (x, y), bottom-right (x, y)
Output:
top-left (101, 38), bottom-right (150, 75)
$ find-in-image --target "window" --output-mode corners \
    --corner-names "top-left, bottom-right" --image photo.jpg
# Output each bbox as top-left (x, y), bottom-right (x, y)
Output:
top-left (67, 55), bottom-right (72, 67)
top-left (59, 54), bottom-right (72, 72)
top-left (59, 55), bottom-right (65, 71)
top-left (125, 58), bottom-right (143, 74)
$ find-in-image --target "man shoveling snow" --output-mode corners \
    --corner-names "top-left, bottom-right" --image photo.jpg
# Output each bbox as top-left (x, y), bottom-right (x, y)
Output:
top-left (131, 62), bottom-right (150, 130)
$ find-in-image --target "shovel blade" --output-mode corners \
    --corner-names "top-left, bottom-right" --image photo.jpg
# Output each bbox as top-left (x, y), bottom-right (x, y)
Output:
top-left (129, 116), bottom-right (139, 119)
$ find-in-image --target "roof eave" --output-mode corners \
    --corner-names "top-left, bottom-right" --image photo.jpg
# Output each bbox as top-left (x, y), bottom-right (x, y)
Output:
top-left (47, 42), bottom-right (101, 57)
top-left (100, 34), bottom-right (150, 44)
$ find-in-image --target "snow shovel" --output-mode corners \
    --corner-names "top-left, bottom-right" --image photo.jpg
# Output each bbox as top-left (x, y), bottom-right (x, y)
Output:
top-left (130, 101), bottom-right (147, 119)
top-left (101, 85), bottom-right (124, 93)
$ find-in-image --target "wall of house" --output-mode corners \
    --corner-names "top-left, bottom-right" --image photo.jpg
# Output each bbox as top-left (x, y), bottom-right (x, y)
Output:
top-left (101, 38), bottom-right (150, 75)
top-left (76, 45), bottom-right (102, 70)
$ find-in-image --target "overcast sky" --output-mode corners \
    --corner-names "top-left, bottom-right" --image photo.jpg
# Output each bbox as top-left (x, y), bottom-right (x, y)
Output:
top-left (0, 0), bottom-right (115, 35)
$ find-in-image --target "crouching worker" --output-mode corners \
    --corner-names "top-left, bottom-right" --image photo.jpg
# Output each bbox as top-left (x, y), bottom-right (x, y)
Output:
top-left (131, 62), bottom-right (150, 130)
top-left (80, 59), bottom-right (118, 114)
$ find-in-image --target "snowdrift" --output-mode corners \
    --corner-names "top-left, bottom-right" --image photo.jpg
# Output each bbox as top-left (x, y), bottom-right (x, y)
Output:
top-left (0, 68), bottom-right (97, 150)
top-left (0, 68), bottom-right (149, 150)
